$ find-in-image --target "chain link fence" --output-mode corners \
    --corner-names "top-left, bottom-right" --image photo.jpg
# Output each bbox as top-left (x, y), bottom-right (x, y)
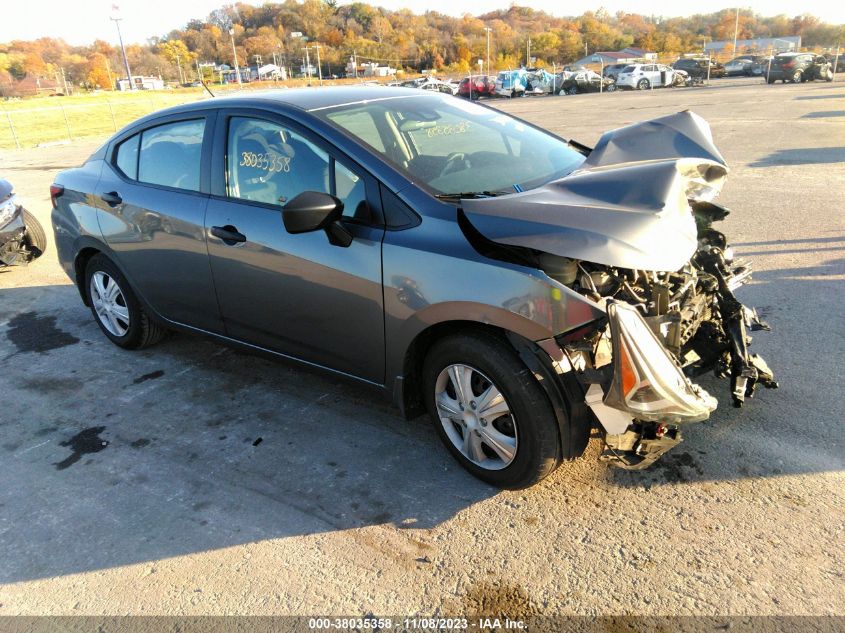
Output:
top-left (0, 92), bottom-right (209, 149)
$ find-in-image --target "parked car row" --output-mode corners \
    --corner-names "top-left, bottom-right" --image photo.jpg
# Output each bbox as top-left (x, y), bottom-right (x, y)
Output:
top-left (764, 53), bottom-right (835, 83)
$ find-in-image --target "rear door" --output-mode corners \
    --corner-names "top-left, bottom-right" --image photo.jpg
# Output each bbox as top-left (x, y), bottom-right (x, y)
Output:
top-left (204, 110), bottom-right (386, 383)
top-left (97, 113), bottom-right (223, 333)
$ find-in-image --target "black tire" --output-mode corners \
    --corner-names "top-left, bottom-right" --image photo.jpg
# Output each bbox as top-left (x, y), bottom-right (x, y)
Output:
top-left (791, 70), bottom-right (803, 83)
top-left (566, 85), bottom-right (578, 95)
top-left (22, 208), bottom-right (47, 257)
top-left (422, 332), bottom-right (561, 489)
top-left (767, 77), bottom-right (776, 84)
top-left (84, 253), bottom-right (166, 350)
top-left (637, 78), bottom-right (650, 90)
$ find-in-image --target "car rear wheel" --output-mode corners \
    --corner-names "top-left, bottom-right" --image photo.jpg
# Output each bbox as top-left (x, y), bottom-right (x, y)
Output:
top-left (791, 70), bottom-right (803, 83)
top-left (85, 254), bottom-right (166, 350)
top-left (605, 82), bottom-right (617, 92)
top-left (637, 78), bottom-right (650, 90)
top-left (566, 85), bottom-right (578, 95)
top-left (423, 332), bottom-right (561, 489)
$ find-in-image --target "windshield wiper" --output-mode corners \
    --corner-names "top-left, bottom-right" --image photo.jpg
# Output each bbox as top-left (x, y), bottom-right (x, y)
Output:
top-left (435, 191), bottom-right (501, 200)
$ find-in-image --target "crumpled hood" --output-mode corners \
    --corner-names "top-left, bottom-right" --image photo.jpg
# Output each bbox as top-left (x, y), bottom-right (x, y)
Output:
top-left (461, 111), bottom-right (729, 272)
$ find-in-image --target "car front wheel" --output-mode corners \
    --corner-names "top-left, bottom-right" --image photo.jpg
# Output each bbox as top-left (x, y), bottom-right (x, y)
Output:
top-left (637, 78), bottom-right (650, 90)
top-left (791, 70), bottom-right (803, 83)
top-left (85, 254), bottom-right (166, 350)
top-left (423, 332), bottom-right (561, 488)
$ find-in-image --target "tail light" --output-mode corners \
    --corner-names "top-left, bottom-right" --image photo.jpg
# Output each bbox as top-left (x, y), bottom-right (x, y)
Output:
top-left (50, 184), bottom-right (64, 208)
top-left (603, 301), bottom-right (717, 423)
top-left (781, 61), bottom-right (794, 69)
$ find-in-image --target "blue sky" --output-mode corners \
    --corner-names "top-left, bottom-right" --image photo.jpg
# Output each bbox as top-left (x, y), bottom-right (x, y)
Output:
top-left (2, 1), bottom-right (842, 46)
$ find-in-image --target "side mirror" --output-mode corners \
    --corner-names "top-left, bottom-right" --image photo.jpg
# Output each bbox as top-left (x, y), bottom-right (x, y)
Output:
top-left (282, 191), bottom-right (353, 247)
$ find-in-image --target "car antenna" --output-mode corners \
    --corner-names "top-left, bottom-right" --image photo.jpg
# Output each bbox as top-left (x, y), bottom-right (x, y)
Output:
top-left (200, 79), bottom-right (216, 98)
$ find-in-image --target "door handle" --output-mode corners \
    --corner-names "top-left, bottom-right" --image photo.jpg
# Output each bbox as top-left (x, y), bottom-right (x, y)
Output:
top-left (100, 191), bottom-right (122, 206)
top-left (210, 225), bottom-right (247, 245)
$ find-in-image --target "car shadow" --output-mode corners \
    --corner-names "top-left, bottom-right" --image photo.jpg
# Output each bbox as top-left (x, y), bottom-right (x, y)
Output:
top-left (748, 146), bottom-right (845, 167)
top-left (1, 283), bottom-right (502, 583)
top-left (732, 235), bottom-right (844, 247)
top-left (800, 110), bottom-right (845, 118)
top-left (1, 263), bottom-right (843, 582)
top-left (794, 92), bottom-right (845, 100)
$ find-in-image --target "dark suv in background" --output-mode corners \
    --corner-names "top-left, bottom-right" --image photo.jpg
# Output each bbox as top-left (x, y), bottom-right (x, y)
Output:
top-left (672, 57), bottom-right (725, 80)
top-left (601, 63), bottom-right (629, 80)
top-left (766, 53), bottom-right (833, 83)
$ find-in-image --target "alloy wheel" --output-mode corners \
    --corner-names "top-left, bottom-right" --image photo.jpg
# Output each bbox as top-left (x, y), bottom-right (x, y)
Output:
top-left (434, 363), bottom-right (518, 470)
top-left (90, 271), bottom-right (130, 337)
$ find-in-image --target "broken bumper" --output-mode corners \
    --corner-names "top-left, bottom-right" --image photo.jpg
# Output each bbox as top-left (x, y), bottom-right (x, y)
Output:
top-left (582, 297), bottom-right (775, 470)
top-left (584, 301), bottom-right (719, 469)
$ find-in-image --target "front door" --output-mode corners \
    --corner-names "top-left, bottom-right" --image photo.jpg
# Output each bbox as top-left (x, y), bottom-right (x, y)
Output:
top-left (205, 114), bottom-right (386, 383)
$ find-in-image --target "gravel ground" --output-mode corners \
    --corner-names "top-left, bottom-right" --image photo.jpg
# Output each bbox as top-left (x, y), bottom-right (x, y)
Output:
top-left (0, 76), bottom-right (843, 618)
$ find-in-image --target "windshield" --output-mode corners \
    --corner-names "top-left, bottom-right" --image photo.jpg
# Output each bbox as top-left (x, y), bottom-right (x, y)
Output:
top-left (318, 94), bottom-right (585, 196)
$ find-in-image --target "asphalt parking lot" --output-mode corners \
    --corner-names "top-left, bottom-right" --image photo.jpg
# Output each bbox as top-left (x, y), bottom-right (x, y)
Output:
top-left (1, 77), bottom-right (843, 617)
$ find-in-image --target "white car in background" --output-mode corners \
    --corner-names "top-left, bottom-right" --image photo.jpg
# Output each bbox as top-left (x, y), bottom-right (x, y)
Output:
top-left (615, 63), bottom-right (677, 90)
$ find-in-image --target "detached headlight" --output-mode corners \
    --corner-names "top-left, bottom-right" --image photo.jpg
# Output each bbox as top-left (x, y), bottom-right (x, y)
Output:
top-left (0, 196), bottom-right (18, 229)
top-left (604, 300), bottom-right (717, 423)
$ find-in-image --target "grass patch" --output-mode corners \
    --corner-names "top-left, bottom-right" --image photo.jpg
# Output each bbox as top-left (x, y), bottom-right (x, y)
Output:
top-left (0, 77), bottom-right (404, 149)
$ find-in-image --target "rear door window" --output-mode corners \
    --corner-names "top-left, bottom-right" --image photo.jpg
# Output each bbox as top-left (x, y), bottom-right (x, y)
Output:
top-left (138, 119), bottom-right (204, 191)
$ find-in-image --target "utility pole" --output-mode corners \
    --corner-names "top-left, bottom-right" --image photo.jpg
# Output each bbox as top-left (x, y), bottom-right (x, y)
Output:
top-left (733, 8), bottom-right (740, 54)
top-left (484, 27), bottom-right (492, 74)
top-left (311, 45), bottom-right (323, 85)
top-left (229, 28), bottom-right (242, 85)
top-left (110, 10), bottom-right (133, 90)
top-left (303, 47), bottom-right (312, 86)
top-left (175, 53), bottom-right (184, 85)
top-left (105, 58), bottom-right (114, 90)
top-left (60, 67), bottom-right (69, 95)
top-left (526, 36), bottom-right (531, 67)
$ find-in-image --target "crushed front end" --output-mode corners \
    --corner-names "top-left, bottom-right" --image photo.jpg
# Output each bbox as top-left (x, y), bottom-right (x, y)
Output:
top-left (0, 191), bottom-right (30, 266)
top-left (559, 206), bottom-right (778, 469)
top-left (460, 111), bottom-right (779, 469)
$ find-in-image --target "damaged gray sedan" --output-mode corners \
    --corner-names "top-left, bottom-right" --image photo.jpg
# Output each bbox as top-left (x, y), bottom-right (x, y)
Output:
top-left (51, 87), bottom-right (776, 488)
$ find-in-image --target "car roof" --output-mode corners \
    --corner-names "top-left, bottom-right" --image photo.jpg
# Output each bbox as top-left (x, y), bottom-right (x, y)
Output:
top-left (142, 86), bottom-right (441, 119)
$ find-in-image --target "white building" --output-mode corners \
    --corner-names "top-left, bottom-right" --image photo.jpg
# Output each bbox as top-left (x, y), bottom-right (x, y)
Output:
top-left (362, 62), bottom-right (396, 78)
top-left (117, 76), bottom-right (165, 91)
top-left (257, 64), bottom-right (287, 80)
top-left (704, 36), bottom-right (801, 53)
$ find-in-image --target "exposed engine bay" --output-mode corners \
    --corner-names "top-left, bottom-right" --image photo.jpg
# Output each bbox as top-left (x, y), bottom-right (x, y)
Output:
top-left (460, 111), bottom-right (778, 469)
top-left (547, 201), bottom-right (778, 468)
